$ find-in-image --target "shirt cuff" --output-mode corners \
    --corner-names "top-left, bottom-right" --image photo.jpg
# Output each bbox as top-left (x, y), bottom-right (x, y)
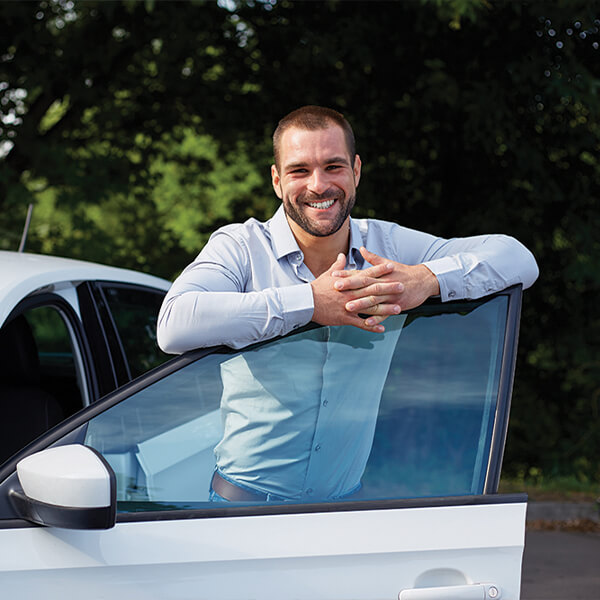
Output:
top-left (276, 283), bottom-right (315, 333)
top-left (423, 256), bottom-right (464, 301)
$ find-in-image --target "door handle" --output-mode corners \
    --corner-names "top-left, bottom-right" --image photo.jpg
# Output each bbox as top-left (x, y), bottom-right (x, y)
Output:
top-left (399, 583), bottom-right (501, 600)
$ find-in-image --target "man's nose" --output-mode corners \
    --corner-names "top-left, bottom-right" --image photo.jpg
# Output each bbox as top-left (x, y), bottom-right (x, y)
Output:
top-left (307, 169), bottom-right (329, 194)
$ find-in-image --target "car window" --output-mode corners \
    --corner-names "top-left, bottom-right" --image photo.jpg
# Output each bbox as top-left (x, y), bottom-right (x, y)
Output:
top-left (0, 305), bottom-right (86, 464)
top-left (83, 294), bottom-right (511, 512)
top-left (26, 306), bottom-right (87, 411)
top-left (99, 285), bottom-right (169, 380)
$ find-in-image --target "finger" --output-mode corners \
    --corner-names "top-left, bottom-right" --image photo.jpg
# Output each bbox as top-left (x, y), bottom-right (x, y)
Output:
top-left (346, 303), bottom-right (402, 318)
top-left (332, 263), bottom-right (395, 287)
top-left (331, 268), bottom-right (360, 278)
top-left (362, 281), bottom-right (404, 297)
top-left (352, 319), bottom-right (386, 333)
top-left (341, 310), bottom-right (387, 333)
top-left (360, 246), bottom-right (387, 266)
top-left (343, 282), bottom-right (403, 304)
top-left (345, 294), bottom-right (400, 314)
top-left (332, 262), bottom-right (392, 278)
top-left (333, 270), bottom-right (393, 291)
top-left (364, 314), bottom-right (388, 328)
top-left (327, 253), bottom-right (346, 275)
top-left (352, 312), bottom-right (389, 330)
top-left (360, 303), bottom-right (401, 317)
top-left (334, 273), bottom-right (371, 290)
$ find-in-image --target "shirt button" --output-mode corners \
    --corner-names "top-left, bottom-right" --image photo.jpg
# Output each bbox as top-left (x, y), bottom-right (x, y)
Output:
top-left (306, 488), bottom-right (313, 496)
top-left (448, 291), bottom-right (456, 298)
top-left (314, 444), bottom-right (321, 452)
top-left (322, 399), bottom-right (328, 406)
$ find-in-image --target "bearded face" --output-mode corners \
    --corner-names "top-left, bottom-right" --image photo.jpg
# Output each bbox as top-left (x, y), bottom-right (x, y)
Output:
top-left (272, 125), bottom-right (361, 240)
top-left (282, 187), bottom-right (356, 237)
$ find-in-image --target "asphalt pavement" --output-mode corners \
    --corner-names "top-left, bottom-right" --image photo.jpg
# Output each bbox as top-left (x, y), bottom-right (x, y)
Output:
top-left (520, 501), bottom-right (600, 600)
top-left (521, 530), bottom-right (600, 599)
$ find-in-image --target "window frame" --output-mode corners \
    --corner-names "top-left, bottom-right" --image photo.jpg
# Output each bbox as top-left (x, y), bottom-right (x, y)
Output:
top-left (95, 282), bottom-right (169, 381)
top-left (2, 293), bottom-right (97, 409)
top-left (77, 281), bottom-right (168, 395)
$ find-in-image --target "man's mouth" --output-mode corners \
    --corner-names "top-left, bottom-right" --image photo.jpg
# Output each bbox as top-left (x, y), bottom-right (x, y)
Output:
top-left (307, 199), bottom-right (335, 209)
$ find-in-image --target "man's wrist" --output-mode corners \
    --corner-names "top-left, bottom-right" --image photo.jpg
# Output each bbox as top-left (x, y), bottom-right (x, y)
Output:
top-left (421, 264), bottom-right (441, 298)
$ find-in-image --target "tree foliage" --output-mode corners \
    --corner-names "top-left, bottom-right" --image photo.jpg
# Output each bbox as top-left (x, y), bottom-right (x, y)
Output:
top-left (1, 0), bottom-right (599, 481)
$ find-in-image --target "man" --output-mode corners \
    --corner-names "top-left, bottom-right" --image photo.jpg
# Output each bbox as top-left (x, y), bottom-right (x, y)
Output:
top-left (157, 105), bottom-right (538, 501)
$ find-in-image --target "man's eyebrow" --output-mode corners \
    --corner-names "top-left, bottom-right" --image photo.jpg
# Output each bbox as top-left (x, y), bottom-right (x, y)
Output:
top-left (284, 156), bottom-right (351, 170)
top-left (283, 161), bottom-right (309, 171)
top-left (325, 156), bottom-right (351, 165)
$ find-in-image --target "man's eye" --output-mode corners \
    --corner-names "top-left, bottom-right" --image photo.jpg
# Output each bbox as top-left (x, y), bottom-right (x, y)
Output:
top-left (326, 165), bottom-right (342, 171)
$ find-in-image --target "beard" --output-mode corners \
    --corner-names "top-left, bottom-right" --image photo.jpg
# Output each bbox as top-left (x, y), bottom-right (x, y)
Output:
top-left (283, 188), bottom-right (356, 237)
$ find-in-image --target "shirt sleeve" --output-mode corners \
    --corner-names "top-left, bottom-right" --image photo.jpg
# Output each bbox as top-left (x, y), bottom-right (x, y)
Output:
top-left (156, 231), bottom-right (314, 353)
top-left (416, 233), bottom-right (539, 301)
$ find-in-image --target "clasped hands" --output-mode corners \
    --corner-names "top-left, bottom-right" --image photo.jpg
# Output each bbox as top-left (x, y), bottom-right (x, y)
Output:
top-left (310, 247), bottom-right (440, 333)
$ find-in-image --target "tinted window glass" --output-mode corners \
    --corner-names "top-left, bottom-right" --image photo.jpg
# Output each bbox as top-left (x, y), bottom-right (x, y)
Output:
top-left (101, 286), bottom-right (168, 379)
top-left (24, 306), bottom-right (85, 416)
top-left (0, 305), bottom-right (84, 464)
top-left (84, 296), bottom-right (508, 512)
top-left (29, 306), bottom-right (75, 371)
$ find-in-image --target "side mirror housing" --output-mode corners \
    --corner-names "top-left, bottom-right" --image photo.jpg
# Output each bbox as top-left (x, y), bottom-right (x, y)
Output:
top-left (9, 444), bottom-right (116, 530)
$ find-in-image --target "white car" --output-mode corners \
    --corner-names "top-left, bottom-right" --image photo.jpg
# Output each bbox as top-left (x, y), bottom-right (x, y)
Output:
top-left (0, 250), bottom-right (171, 464)
top-left (0, 281), bottom-right (528, 599)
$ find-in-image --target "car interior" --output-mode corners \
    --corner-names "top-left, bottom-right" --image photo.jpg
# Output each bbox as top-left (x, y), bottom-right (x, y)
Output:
top-left (0, 314), bottom-right (66, 464)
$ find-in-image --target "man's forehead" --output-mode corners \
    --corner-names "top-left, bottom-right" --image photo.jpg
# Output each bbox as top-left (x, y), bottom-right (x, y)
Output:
top-left (279, 125), bottom-right (351, 164)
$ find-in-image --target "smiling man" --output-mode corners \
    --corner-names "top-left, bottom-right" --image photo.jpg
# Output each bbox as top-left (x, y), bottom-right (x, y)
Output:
top-left (156, 105), bottom-right (538, 502)
top-left (158, 105), bottom-right (537, 352)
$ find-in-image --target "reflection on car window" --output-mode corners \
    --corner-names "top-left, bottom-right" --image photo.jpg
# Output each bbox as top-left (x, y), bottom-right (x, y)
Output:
top-left (101, 286), bottom-right (169, 379)
top-left (84, 296), bottom-right (508, 512)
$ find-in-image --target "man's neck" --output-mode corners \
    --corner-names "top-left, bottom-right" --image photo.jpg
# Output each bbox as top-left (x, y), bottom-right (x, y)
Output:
top-left (288, 217), bottom-right (350, 277)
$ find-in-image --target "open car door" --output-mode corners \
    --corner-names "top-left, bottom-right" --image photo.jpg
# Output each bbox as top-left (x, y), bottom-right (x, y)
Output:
top-left (0, 286), bottom-right (526, 600)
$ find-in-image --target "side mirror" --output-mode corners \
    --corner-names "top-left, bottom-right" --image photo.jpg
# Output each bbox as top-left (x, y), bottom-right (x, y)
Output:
top-left (9, 444), bottom-right (116, 530)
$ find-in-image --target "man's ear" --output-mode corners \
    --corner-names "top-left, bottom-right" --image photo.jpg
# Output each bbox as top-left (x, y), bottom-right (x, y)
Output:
top-left (271, 164), bottom-right (283, 199)
top-left (353, 154), bottom-right (362, 187)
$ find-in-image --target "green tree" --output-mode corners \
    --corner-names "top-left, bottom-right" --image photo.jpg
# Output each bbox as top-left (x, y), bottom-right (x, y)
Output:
top-left (1, 0), bottom-right (599, 482)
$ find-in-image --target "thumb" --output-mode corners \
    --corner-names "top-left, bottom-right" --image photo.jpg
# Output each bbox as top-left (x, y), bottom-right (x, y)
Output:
top-left (360, 246), bottom-right (385, 265)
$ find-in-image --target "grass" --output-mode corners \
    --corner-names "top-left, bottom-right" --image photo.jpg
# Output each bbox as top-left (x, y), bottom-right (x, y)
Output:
top-left (500, 474), bottom-right (600, 532)
top-left (499, 474), bottom-right (600, 503)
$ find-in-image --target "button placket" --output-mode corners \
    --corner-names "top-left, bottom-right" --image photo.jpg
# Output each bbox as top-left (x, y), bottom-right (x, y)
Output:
top-left (302, 333), bottom-right (332, 496)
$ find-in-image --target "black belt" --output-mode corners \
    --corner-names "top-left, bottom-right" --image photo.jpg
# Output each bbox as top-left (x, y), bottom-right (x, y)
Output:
top-left (211, 471), bottom-right (269, 501)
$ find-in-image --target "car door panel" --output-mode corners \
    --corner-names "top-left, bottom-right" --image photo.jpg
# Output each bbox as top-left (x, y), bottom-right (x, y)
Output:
top-left (0, 288), bottom-right (527, 598)
top-left (0, 497), bottom-right (525, 600)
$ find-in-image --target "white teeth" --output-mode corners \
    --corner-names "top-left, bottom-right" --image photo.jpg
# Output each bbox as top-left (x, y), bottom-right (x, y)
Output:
top-left (307, 199), bottom-right (335, 209)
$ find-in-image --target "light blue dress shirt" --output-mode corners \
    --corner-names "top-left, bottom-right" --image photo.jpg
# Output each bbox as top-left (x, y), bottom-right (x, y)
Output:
top-left (157, 205), bottom-right (538, 500)
top-left (214, 318), bottom-right (405, 500)
top-left (157, 205), bottom-right (538, 352)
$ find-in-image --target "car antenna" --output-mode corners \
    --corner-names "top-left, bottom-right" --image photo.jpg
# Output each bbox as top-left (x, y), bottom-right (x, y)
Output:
top-left (18, 203), bottom-right (34, 253)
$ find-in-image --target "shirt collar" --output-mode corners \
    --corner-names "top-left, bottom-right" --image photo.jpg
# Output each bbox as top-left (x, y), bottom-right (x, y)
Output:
top-left (348, 217), bottom-right (365, 269)
top-left (270, 205), bottom-right (302, 261)
top-left (270, 204), bottom-right (365, 269)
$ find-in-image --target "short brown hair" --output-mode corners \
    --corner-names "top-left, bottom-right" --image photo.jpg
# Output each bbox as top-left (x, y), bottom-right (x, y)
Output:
top-left (273, 105), bottom-right (356, 169)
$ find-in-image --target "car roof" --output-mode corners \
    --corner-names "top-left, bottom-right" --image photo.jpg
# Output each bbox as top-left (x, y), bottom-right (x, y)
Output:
top-left (0, 251), bottom-right (171, 327)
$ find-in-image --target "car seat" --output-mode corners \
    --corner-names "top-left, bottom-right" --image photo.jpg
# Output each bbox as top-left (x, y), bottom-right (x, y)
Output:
top-left (0, 315), bottom-right (64, 464)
